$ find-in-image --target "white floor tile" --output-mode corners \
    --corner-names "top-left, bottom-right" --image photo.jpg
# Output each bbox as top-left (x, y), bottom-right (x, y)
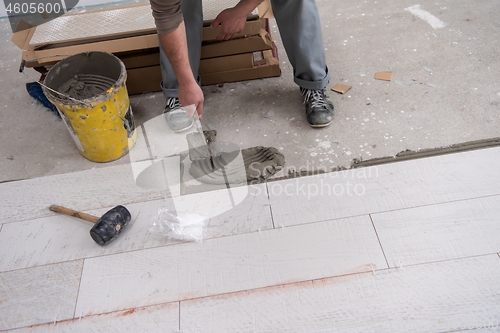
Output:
top-left (0, 184), bottom-right (272, 272)
top-left (180, 255), bottom-right (500, 333)
top-left (268, 147), bottom-right (500, 227)
top-left (0, 164), bottom-right (165, 225)
top-left (0, 261), bottom-right (83, 330)
top-left (7, 302), bottom-right (179, 333)
top-left (74, 215), bottom-right (387, 316)
top-left (372, 195), bottom-right (500, 267)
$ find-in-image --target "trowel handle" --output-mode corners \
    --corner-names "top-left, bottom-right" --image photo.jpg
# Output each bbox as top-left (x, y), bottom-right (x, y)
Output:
top-left (49, 205), bottom-right (100, 224)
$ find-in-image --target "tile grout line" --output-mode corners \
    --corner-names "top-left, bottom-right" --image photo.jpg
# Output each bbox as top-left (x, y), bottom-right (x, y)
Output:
top-left (278, 212), bottom-right (384, 229)
top-left (178, 301), bottom-right (181, 332)
top-left (72, 259), bottom-right (86, 320)
top-left (265, 181), bottom-right (276, 229)
top-left (387, 253), bottom-right (500, 270)
top-left (140, 123), bottom-right (155, 161)
top-left (369, 214), bottom-right (390, 269)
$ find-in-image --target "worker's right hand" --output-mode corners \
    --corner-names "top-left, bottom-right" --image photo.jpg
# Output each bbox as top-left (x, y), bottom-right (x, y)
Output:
top-left (179, 80), bottom-right (204, 118)
top-left (211, 7), bottom-right (247, 40)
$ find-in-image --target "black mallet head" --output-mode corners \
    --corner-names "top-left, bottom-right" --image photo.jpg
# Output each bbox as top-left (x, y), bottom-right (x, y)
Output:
top-left (89, 205), bottom-right (131, 245)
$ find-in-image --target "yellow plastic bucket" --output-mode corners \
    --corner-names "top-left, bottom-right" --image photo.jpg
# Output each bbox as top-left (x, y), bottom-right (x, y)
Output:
top-left (43, 52), bottom-right (136, 163)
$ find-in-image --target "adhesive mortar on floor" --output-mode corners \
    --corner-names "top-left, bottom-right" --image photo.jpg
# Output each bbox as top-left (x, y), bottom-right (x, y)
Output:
top-left (182, 129), bottom-right (285, 187)
top-left (188, 144), bottom-right (285, 185)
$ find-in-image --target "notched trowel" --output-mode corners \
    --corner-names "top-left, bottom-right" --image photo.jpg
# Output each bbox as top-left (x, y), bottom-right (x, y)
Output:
top-left (185, 105), bottom-right (215, 170)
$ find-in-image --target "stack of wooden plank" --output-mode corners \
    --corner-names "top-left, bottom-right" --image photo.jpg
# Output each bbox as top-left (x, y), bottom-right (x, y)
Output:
top-left (11, 2), bottom-right (280, 95)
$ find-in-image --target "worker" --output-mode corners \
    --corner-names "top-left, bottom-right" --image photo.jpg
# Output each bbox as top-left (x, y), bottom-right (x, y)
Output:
top-left (149, 0), bottom-right (333, 131)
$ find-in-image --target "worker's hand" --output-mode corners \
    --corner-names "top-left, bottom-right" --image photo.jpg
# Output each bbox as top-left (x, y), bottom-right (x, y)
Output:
top-left (179, 80), bottom-right (204, 117)
top-left (211, 7), bottom-right (247, 40)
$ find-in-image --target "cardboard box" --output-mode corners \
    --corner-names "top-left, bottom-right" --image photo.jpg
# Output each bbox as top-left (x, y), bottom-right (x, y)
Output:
top-left (12, 6), bottom-right (279, 94)
top-left (257, 0), bottom-right (274, 18)
top-left (11, 19), bottom-right (36, 50)
top-left (125, 49), bottom-right (280, 94)
top-left (199, 53), bottom-right (254, 75)
top-left (200, 50), bottom-right (280, 86)
top-left (201, 29), bottom-right (273, 59)
top-left (202, 17), bottom-right (266, 42)
top-left (118, 49), bottom-right (161, 69)
top-left (15, 18), bottom-right (268, 68)
top-left (126, 66), bottom-right (163, 95)
top-left (21, 33), bottom-right (160, 68)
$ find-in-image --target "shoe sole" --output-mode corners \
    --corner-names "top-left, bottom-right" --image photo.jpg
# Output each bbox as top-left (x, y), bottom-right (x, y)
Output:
top-left (172, 121), bottom-right (194, 133)
top-left (309, 120), bottom-right (332, 128)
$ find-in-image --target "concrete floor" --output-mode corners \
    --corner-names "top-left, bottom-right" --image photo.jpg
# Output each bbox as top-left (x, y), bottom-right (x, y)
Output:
top-left (1, 0), bottom-right (499, 182)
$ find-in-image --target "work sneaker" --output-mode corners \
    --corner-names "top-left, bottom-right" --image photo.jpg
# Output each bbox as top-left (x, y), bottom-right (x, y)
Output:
top-left (300, 87), bottom-right (334, 128)
top-left (163, 97), bottom-right (194, 132)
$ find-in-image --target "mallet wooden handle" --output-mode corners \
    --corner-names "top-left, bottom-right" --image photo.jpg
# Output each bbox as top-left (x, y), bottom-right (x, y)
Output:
top-left (49, 205), bottom-right (100, 224)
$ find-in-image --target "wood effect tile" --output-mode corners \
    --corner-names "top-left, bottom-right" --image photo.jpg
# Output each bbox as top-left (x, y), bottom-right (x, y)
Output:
top-left (0, 164), bottom-right (166, 225)
top-left (74, 215), bottom-right (386, 316)
top-left (372, 195), bottom-right (500, 267)
top-left (7, 302), bottom-right (179, 333)
top-left (180, 255), bottom-right (500, 333)
top-left (0, 261), bottom-right (83, 330)
top-left (268, 147), bottom-right (500, 227)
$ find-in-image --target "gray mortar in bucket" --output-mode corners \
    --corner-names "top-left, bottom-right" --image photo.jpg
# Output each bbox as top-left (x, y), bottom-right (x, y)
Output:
top-left (43, 52), bottom-right (127, 108)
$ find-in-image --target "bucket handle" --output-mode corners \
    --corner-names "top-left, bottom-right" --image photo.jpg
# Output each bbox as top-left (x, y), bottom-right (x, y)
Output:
top-left (20, 57), bottom-right (92, 107)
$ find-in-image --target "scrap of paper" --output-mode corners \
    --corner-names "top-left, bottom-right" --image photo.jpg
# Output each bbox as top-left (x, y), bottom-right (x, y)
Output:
top-left (331, 83), bottom-right (353, 94)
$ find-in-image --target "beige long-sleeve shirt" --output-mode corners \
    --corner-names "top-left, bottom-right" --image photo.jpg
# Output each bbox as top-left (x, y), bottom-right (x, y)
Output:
top-left (149, 0), bottom-right (184, 34)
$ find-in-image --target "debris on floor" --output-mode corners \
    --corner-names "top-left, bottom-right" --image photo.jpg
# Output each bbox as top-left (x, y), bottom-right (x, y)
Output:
top-left (265, 109), bottom-right (275, 118)
top-left (153, 207), bottom-right (207, 242)
top-left (331, 83), bottom-right (352, 94)
top-left (375, 71), bottom-right (393, 81)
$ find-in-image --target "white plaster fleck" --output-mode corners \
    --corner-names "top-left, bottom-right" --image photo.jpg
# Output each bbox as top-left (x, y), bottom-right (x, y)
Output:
top-left (405, 4), bottom-right (446, 29)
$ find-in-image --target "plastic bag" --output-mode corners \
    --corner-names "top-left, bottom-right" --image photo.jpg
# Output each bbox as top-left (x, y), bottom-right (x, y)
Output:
top-left (152, 208), bottom-right (208, 242)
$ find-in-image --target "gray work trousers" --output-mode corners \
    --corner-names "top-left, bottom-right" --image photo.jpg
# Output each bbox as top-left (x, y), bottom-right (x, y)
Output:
top-left (158, 0), bottom-right (330, 98)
